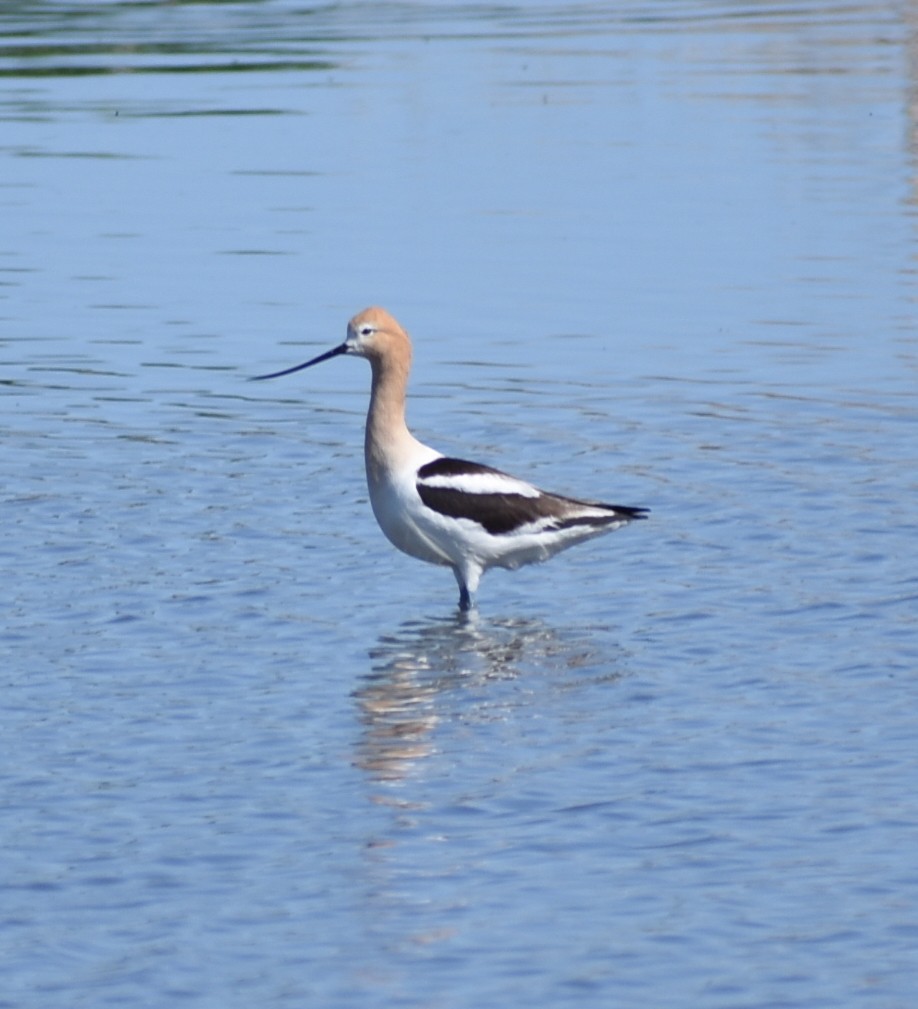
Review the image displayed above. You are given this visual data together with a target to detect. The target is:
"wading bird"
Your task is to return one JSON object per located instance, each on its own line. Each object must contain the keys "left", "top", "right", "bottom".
{"left": 254, "top": 307, "right": 647, "bottom": 609}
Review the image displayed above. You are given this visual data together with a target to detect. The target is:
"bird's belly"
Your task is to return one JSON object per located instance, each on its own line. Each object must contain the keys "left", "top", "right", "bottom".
{"left": 368, "top": 480, "right": 453, "bottom": 567}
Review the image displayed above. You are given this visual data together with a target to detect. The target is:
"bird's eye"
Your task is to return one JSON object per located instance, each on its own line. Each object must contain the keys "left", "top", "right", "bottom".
{"left": 360, "top": 326, "right": 374, "bottom": 337}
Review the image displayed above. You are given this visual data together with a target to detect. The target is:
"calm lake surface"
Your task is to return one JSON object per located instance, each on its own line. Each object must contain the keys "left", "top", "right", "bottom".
{"left": 3, "top": 1, "right": 918, "bottom": 1006}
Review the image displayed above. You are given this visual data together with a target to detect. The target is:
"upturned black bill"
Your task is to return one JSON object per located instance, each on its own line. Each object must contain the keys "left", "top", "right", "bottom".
{"left": 251, "top": 342, "right": 348, "bottom": 381}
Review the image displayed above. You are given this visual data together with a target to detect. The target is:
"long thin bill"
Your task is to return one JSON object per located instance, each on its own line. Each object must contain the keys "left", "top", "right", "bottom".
{"left": 250, "top": 342, "right": 348, "bottom": 381}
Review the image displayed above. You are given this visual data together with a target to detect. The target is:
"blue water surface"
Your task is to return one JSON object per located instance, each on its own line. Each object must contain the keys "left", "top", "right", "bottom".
{"left": 2, "top": 2, "right": 918, "bottom": 1007}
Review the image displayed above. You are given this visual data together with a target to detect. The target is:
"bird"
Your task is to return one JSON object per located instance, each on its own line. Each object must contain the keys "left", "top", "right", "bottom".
{"left": 253, "top": 307, "right": 648, "bottom": 610}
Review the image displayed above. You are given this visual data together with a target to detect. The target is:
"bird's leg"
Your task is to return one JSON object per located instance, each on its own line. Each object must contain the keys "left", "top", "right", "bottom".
{"left": 453, "top": 567, "right": 472, "bottom": 610}
{"left": 453, "top": 563, "right": 481, "bottom": 612}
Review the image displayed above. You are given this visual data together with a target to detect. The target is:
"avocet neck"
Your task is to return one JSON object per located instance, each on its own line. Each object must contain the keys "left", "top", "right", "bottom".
{"left": 363, "top": 333, "right": 428, "bottom": 487}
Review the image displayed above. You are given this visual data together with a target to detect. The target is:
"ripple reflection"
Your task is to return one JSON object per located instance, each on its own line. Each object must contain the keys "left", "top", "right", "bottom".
{"left": 353, "top": 612, "right": 620, "bottom": 782}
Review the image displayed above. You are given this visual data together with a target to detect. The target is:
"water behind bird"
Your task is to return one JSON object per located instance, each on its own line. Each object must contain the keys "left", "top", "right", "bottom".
{"left": 3, "top": 2, "right": 918, "bottom": 1007}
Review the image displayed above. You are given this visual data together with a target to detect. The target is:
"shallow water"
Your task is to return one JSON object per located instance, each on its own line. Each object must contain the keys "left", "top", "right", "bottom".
{"left": 3, "top": 2, "right": 918, "bottom": 1007}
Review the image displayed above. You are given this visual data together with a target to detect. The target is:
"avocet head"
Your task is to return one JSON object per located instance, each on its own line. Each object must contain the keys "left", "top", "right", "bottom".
{"left": 345, "top": 307, "right": 410, "bottom": 363}
{"left": 251, "top": 306, "right": 409, "bottom": 382}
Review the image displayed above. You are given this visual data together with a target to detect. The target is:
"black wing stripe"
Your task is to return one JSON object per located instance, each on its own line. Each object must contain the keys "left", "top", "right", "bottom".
{"left": 417, "top": 486, "right": 648, "bottom": 537}
{"left": 417, "top": 457, "right": 504, "bottom": 480}
{"left": 417, "top": 485, "right": 548, "bottom": 535}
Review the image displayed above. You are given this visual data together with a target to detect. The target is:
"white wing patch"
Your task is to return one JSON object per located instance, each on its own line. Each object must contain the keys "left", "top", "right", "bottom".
{"left": 418, "top": 470, "right": 541, "bottom": 499}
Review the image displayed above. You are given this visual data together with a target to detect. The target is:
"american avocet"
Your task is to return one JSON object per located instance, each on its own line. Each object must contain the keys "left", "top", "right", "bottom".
{"left": 254, "top": 307, "right": 648, "bottom": 610}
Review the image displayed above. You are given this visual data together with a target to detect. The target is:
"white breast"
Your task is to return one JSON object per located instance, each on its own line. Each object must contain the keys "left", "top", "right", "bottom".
{"left": 366, "top": 447, "right": 453, "bottom": 567}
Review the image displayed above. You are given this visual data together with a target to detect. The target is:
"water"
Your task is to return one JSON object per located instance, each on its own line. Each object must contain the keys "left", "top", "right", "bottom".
{"left": 3, "top": 2, "right": 918, "bottom": 1006}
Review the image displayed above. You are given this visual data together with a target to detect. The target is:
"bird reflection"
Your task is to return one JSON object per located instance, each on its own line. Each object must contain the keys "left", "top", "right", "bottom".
{"left": 352, "top": 611, "right": 609, "bottom": 782}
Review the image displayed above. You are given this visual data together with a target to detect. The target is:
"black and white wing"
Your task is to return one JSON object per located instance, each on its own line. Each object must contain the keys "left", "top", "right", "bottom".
{"left": 416, "top": 456, "right": 648, "bottom": 536}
